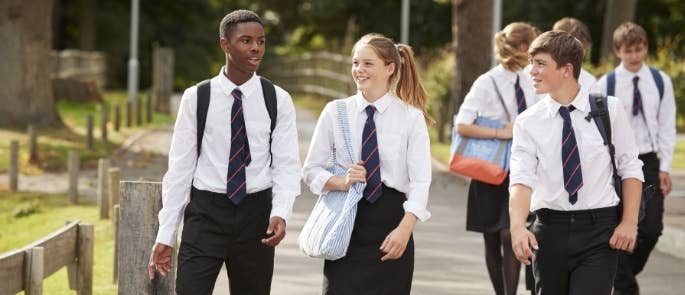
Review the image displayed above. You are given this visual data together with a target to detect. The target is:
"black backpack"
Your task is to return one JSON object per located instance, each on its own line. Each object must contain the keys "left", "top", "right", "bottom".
{"left": 195, "top": 77, "right": 277, "bottom": 166}
{"left": 585, "top": 94, "right": 653, "bottom": 222}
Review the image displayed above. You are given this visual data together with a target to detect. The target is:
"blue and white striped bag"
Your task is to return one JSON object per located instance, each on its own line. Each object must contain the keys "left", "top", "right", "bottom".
{"left": 298, "top": 100, "right": 366, "bottom": 260}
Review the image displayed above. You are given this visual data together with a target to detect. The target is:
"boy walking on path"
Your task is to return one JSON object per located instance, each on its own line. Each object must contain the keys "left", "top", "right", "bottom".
{"left": 596, "top": 21, "right": 677, "bottom": 295}
{"left": 147, "top": 10, "right": 302, "bottom": 295}
{"left": 509, "top": 30, "right": 644, "bottom": 295}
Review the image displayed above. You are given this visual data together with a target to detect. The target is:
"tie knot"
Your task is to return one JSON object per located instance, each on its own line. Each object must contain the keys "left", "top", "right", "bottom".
{"left": 365, "top": 105, "right": 376, "bottom": 117}
{"left": 515, "top": 75, "right": 520, "bottom": 86}
{"left": 558, "top": 105, "right": 575, "bottom": 121}
{"left": 232, "top": 88, "right": 243, "bottom": 100}
{"left": 633, "top": 76, "right": 639, "bottom": 85}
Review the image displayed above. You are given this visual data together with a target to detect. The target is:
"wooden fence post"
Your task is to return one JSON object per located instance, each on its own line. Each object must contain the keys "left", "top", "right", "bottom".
{"left": 77, "top": 224, "right": 94, "bottom": 295}
{"left": 25, "top": 247, "right": 44, "bottom": 295}
{"left": 100, "top": 107, "right": 108, "bottom": 142}
{"left": 112, "top": 204, "right": 120, "bottom": 284}
{"left": 126, "top": 102, "right": 132, "bottom": 128}
{"left": 9, "top": 141, "right": 19, "bottom": 192}
{"left": 114, "top": 105, "right": 121, "bottom": 132}
{"left": 86, "top": 115, "right": 94, "bottom": 150}
{"left": 28, "top": 125, "right": 38, "bottom": 163}
{"left": 97, "top": 159, "right": 110, "bottom": 219}
{"left": 118, "top": 181, "right": 175, "bottom": 294}
{"left": 68, "top": 151, "right": 79, "bottom": 204}
{"left": 147, "top": 91, "right": 153, "bottom": 124}
{"left": 108, "top": 167, "right": 121, "bottom": 208}
{"left": 136, "top": 97, "right": 143, "bottom": 126}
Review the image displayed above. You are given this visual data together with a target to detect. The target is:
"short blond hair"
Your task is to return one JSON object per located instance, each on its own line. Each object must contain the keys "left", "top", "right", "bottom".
{"left": 613, "top": 22, "right": 648, "bottom": 51}
{"left": 495, "top": 22, "right": 538, "bottom": 71}
{"left": 553, "top": 17, "right": 592, "bottom": 52}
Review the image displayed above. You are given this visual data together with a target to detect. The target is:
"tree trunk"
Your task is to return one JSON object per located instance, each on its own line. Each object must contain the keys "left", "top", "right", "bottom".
{"left": 79, "top": 0, "right": 96, "bottom": 51}
{"left": 451, "top": 0, "right": 493, "bottom": 120}
{"left": 600, "top": 0, "right": 636, "bottom": 62}
{"left": 0, "top": 0, "right": 58, "bottom": 127}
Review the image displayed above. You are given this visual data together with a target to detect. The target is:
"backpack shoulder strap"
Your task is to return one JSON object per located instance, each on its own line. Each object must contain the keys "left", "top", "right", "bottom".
{"left": 587, "top": 94, "right": 620, "bottom": 189}
{"left": 196, "top": 79, "right": 211, "bottom": 157}
{"left": 648, "top": 67, "right": 665, "bottom": 100}
{"left": 606, "top": 71, "right": 616, "bottom": 97}
{"left": 260, "top": 76, "right": 277, "bottom": 167}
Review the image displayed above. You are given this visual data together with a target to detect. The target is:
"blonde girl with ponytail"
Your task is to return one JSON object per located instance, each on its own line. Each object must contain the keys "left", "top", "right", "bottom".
{"left": 303, "top": 33, "right": 432, "bottom": 294}
{"left": 454, "top": 22, "right": 537, "bottom": 295}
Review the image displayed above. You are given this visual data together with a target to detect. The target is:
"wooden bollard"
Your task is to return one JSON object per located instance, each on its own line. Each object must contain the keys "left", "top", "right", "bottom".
{"left": 77, "top": 224, "right": 94, "bottom": 294}
{"left": 126, "top": 102, "right": 132, "bottom": 128}
{"left": 28, "top": 125, "right": 38, "bottom": 163}
{"left": 100, "top": 107, "right": 108, "bottom": 142}
{"left": 9, "top": 141, "right": 18, "bottom": 192}
{"left": 68, "top": 150, "right": 79, "bottom": 204}
{"left": 147, "top": 92, "right": 153, "bottom": 124}
{"left": 118, "top": 181, "right": 175, "bottom": 294}
{"left": 113, "top": 204, "right": 120, "bottom": 284}
{"left": 136, "top": 98, "right": 142, "bottom": 126}
{"left": 114, "top": 105, "right": 121, "bottom": 132}
{"left": 97, "top": 159, "right": 110, "bottom": 219}
{"left": 25, "top": 246, "right": 44, "bottom": 294}
{"left": 109, "top": 167, "right": 121, "bottom": 207}
{"left": 86, "top": 115, "right": 94, "bottom": 150}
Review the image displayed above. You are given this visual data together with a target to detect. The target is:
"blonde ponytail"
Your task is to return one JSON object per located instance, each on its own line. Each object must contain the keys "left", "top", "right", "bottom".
{"left": 495, "top": 22, "right": 538, "bottom": 71}
{"left": 395, "top": 44, "right": 433, "bottom": 125}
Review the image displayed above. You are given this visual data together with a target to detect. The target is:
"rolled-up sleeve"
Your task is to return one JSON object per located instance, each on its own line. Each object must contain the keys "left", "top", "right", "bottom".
{"left": 269, "top": 89, "right": 302, "bottom": 222}
{"left": 455, "top": 76, "right": 489, "bottom": 125}
{"left": 404, "top": 113, "right": 432, "bottom": 222}
{"left": 509, "top": 117, "right": 538, "bottom": 190}
{"left": 610, "top": 97, "right": 644, "bottom": 181}
{"left": 656, "top": 74, "right": 676, "bottom": 173}
{"left": 303, "top": 102, "right": 335, "bottom": 195}
{"left": 156, "top": 88, "right": 198, "bottom": 247}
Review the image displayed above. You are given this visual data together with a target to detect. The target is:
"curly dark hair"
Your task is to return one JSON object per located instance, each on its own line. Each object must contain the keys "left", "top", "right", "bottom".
{"left": 219, "top": 10, "right": 262, "bottom": 39}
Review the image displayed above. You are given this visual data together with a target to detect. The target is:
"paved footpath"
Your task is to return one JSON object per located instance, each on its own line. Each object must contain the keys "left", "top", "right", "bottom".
{"left": 2, "top": 105, "right": 684, "bottom": 294}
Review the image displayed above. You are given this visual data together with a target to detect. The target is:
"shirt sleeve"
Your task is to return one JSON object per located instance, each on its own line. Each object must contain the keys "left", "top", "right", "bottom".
{"left": 268, "top": 88, "right": 302, "bottom": 223}
{"left": 403, "top": 112, "right": 432, "bottom": 222}
{"left": 656, "top": 72, "right": 677, "bottom": 172}
{"left": 609, "top": 97, "right": 644, "bottom": 181}
{"left": 156, "top": 87, "right": 198, "bottom": 247}
{"left": 509, "top": 116, "right": 538, "bottom": 190}
{"left": 455, "top": 76, "right": 490, "bottom": 125}
{"left": 302, "top": 102, "right": 336, "bottom": 195}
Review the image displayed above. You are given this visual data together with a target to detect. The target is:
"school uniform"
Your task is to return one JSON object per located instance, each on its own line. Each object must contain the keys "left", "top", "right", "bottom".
{"left": 596, "top": 63, "right": 677, "bottom": 294}
{"left": 509, "top": 88, "right": 644, "bottom": 295}
{"left": 303, "top": 92, "right": 431, "bottom": 295}
{"left": 455, "top": 65, "right": 538, "bottom": 233}
{"left": 156, "top": 68, "right": 302, "bottom": 295}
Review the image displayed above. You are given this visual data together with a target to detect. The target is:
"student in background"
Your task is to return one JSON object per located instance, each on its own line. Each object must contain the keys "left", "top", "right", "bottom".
{"left": 454, "top": 22, "right": 538, "bottom": 295}
{"left": 303, "top": 33, "right": 432, "bottom": 294}
{"left": 596, "top": 21, "right": 677, "bottom": 295}
{"left": 553, "top": 17, "right": 597, "bottom": 91}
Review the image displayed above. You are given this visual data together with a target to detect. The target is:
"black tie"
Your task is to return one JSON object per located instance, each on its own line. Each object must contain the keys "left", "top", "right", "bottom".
{"left": 226, "top": 88, "right": 251, "bottom": 204}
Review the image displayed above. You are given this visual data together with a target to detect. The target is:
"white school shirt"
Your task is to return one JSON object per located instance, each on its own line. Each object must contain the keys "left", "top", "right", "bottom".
{"left": 596, "top": 63, "right": 677, "bottom": 172}
{"left": 155, "top": 68, "right": 302, "bottom": 246}
{"left": 509, "top": 88, "right": 644, "bottom": 212}
{"left": 456, "top": 65, "right": 538, "bottom": 125}
{"left": 302, "top": 92, "right": 432, "bottom": 221}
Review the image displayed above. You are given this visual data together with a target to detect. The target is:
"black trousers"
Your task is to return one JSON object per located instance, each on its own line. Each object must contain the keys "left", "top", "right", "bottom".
{"left": 531, "top": 206, "right": 619, "bottom": 295}
{"left": 614, "top": 153, "right": 664, "bottom": 295}
{"left": 323, "top": 185, "right": 414, "bottom": 295}
{"left": 176, "top": 187, "right": 274, "bottom": 295}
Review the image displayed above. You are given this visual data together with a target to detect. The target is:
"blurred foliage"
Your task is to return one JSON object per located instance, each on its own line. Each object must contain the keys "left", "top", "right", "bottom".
{"left": 422, "top": 49, "right": 455, "bottom": 143}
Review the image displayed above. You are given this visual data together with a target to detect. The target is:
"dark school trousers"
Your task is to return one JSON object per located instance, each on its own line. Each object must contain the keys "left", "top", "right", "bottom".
{"left": 614, "top": 152, "right": 664, "bottom": 295}
{"left": 176, "top": 186, "right": 274, "bottom": 295}
{"left": 531, "top": 206, "right": 619, "bottom": 295}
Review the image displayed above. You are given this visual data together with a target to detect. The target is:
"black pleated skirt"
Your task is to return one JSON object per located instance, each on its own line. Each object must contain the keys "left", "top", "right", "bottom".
{"left": 465, "top": 176, "right": 511, "bottom": 233}
{"left": 323, "top": 185, "right": 414, "bottom": 295}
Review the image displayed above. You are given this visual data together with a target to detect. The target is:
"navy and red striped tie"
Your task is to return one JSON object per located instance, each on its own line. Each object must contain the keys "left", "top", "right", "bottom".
{"left": 632, "top": 76, "right": 642, "bottom": 116}
{"left": 559, "top": 105, "right": 582, "bottom": 204}
{"left": 226, "top": 88, "right": 251, "bottom": 204}
{"left": 515, "top": 75, "right": 527, "bottom": 114}
{"left": 362, "top": 105, "right": 382, "bottom": 203}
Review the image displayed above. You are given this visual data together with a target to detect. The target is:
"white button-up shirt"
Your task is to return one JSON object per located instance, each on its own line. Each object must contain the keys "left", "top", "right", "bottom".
{"left": 510, "top": 88, "right": 644, "bottom": 212}
{"left": 303, "top": 92, "right": 432, "bottom": 221}
{"left": 155, "top": 68, "right": 302, "bottom": 246}
{"left": 456, "top": 65, "right": 538, "bottom": 125}
{"left": 596, "top": 63, "right": 676, "bottom": 172}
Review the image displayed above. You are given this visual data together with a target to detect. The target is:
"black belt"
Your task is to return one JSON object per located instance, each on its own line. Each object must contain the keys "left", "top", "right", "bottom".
{"left": 535, "top": 206, "right": 618, "bottom": 223}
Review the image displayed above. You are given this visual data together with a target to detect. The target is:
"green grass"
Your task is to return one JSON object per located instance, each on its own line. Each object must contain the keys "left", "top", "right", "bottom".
{"left": 292, "top": 94, "right": 329, "bottom": 116}
{"left": 430, "top": 128, "right": 452, "bottom": 165}
{"left": 0, "top": 91, "right": 173, "bottom": 174}
{"left": 0, "top": 190, "right": 117, "bottom": 294}
{"left": 673, "top": 138, "right": 685, "bottom": 170}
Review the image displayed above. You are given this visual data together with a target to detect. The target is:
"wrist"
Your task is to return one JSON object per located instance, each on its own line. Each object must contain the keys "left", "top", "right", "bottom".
{"left": 494, "top": 128, "right": 499, "bottom": 139}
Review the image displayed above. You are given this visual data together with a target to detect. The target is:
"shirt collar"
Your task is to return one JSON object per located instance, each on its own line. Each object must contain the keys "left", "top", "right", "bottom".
{"left": 354, "top": 91, "right": 396, "bottom": 114}
{"left": 544, "top": 87, "right": 590, "bottom": 117}
{"left": 493, "top": 64, "right": 520, "bottom": 84}
{"left": 616, "top": 62, "right": 649, "bottom": 80}
{"left": 218, "top": 66, "right": 259, "bottom": 99}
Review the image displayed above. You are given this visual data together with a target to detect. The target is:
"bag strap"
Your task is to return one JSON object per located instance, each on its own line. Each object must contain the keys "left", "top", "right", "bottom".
{"left": 487, "top": 75, "right": 512, "bottom": 122}
{"left": 606, "top": 71, "right": 616, "bottom": 97}
{"left": 260, "top": 77, "right": 277, "bottom": 167}
{"left": 648, "top": 67, "right": 664, "bottom": 100}
{"left": 335, "top": 100, "right": 356, "bottom": 163}
{"left": 586, "top": 94, "right": 621, "bottom": 197}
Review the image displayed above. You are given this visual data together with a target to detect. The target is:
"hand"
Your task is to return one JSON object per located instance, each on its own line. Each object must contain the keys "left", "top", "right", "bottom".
{"left": 511, "top": 226, "right": 538, "bottom": 265}
{"left": 380, "top": 225, "right": 412, "bottom": 261}
{"left": 610, "top": 221, "right": 637, "bottom": 252}
{"left": 344, "top": 161, "right": 367, "bottom": 190}
{"left": 659, "top": 172, "right": 672, "bottom": 197}
{"left": 148, "top": 243, "right": 173, "bottom": 280}
{"left": 498, "top": 123, "right": 513, "bottom": 139}
{"left": 261, "top": 217, "right": 286, "bottom": 247}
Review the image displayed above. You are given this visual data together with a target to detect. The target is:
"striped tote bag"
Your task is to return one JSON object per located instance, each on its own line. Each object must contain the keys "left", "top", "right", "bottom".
{"left": 299, "top": 100, "right": 366, "bottom": 260}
